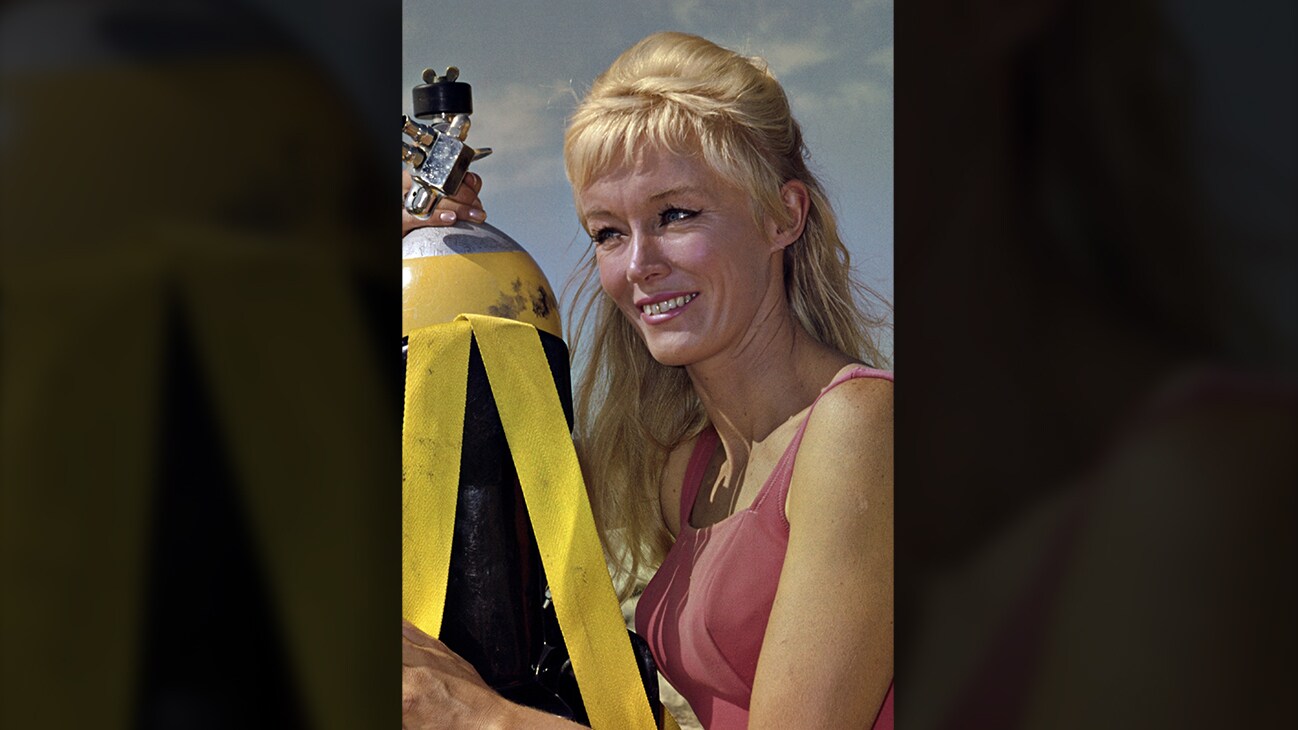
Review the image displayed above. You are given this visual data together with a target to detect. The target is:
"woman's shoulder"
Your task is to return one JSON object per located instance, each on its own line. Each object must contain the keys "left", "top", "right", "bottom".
{"left": 784, "top": 367, "right": 893, "bottom": 521}
{"left": 782, "top": 362, "right": 893, "bottom": 459}
{"left": 809, "top": 365, "right": 893, "bottom": 431}
{"left": 806, "top": 371, "right": 892, "bottom": 454}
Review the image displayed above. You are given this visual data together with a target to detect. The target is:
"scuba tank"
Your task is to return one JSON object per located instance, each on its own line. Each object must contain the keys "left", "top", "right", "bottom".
{"left": 401, "top": 68, "right": 662, "bottom": 726}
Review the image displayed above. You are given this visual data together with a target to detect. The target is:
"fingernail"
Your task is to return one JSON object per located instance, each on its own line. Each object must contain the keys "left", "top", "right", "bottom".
{"left": 438, "top": 211, "right": 456, "bottom": 223}
{"left": 467, "top": 208, "right": 485, "bottom": 221}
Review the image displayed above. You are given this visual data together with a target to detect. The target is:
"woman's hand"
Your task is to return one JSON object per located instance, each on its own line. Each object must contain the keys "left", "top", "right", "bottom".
{"left": 401, "top": 620, "right": 583, "bottom": 730}
{"left": 402, "top": 620, "right": 506, "bottom": 728}
{"left": 402, "top": 169, "right": 487, "bottom": 236}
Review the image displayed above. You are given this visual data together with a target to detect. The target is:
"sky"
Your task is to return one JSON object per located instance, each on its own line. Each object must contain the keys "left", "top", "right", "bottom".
{"left": 403, "top": 0, "right": 894, "bottom": 354}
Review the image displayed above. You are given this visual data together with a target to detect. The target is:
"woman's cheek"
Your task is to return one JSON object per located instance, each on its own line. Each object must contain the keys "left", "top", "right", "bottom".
{"left": 597, "top": 255, "right": 644, "bottom": 328}
{"left": 596, "top": 252, "right": 627, "bottom": 300}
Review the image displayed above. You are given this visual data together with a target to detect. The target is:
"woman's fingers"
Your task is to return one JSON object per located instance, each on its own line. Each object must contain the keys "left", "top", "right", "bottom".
{"left": 439, "top": 172, "right": 486, "bottom": 221}
{"left": 458, "top": 170, "right": 484, "bottom": 202}
{"left": 401, "top": 620, "right": 451, "bottom": 665}
{"left": 401, "top": 621, "right": 489, "bottom": 686}
{"left": 402, "top": 636, "right": 435, "bottom": 667}
{"left": 402, "top": 170, "right": 487, "bottom": 235}
{"left": 402, "top": 619, "right": 435, "bottom": 647}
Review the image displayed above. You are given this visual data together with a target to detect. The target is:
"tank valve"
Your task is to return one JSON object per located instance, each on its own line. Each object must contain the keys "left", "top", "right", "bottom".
{"left": 402, "top": 66, "right": 493, "bottom": 219}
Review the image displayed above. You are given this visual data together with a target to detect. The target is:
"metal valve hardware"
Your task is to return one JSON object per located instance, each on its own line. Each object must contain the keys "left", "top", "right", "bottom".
{"left": 402, "top": 66, "right": 493, "bottom": 219}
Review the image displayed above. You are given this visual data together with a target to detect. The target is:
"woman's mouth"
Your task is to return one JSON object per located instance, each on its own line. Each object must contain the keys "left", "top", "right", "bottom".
{"left": 638, "top": 292, "right": 698, "bottom": 322}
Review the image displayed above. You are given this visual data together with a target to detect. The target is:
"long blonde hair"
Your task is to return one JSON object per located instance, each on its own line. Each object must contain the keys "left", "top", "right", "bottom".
{"left": 563, "top": 32, "right": 890, "bottom": 595}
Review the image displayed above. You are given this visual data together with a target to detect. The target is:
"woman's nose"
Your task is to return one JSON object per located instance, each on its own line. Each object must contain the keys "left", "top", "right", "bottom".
{"left": 626, "top": 234, "right": 669, "bottom": 283}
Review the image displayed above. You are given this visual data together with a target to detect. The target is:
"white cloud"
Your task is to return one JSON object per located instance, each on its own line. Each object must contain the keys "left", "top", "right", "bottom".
{"left": 669, "top": 0, "right": 707, "bottom": 26}
{"left": 852, "top": 0, "right": 889, "bottom": 16}
{"left": 462, "top": 81, "right": 581, "bottom": 193}
{"left": 839, "top": 78, "right": 891, "bottom": 111}
{"left": 474, "top": 81, "right": 571, "bottom": 153}
{"left": 493, "top": 151, "right": 567, "bottom": 192}
{"left": 867, "top": 45, "right": 894, "bottom": 78}
{"left": 790, "top": 76, "right": 890, "bottom": 122}
{"left": 758, "top": 36, "right": 837, "bottom": 76}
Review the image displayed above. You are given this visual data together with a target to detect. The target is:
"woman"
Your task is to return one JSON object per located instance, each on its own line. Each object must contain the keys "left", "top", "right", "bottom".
{"left": 403, "top": 32, "right": 893, "bottom": 729}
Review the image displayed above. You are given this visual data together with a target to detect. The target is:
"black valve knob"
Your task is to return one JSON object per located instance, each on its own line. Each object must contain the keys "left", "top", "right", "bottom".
{"left": 413, "top": 66, "right": 473, "bottom": 118}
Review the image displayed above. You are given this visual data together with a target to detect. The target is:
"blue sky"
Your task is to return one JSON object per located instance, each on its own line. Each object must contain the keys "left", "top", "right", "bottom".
{"left": 404, "top": 0, "right": 894, "bottom": 354}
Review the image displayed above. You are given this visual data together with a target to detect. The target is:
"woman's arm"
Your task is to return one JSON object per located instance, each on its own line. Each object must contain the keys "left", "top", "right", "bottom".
{"left": 402, "top": 620, "right": 582, "bottom": 730}
{"left": 748, "top": 377, "right": 894, "bottom": 728}
{"left": 402, "top": 169, "right": 486, "bottom": 235}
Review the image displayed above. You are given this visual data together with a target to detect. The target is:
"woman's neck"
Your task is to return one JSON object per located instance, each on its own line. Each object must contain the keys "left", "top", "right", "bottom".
{"left": 685, "top": 311, "right": 851, "bottom": 470}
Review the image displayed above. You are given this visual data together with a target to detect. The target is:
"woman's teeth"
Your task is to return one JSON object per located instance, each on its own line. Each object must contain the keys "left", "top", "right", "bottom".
{"left": 642, "top": 293, "right": 697, "bottom": 316}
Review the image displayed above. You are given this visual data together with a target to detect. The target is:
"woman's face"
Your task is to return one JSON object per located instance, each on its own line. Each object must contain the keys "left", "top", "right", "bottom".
{"left": 578, "top": 145, "right": 792, "bottom": 368}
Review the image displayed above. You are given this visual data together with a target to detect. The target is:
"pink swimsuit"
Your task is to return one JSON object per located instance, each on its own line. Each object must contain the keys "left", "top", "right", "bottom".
{"left": 635, "top": 366, "right": 895, "bottom": 729}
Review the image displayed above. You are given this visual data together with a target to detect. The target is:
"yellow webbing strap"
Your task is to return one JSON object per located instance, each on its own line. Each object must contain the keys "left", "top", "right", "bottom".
{"left": 402, "top": 314, "right": 658, "bottom": 730}
{"left": 401, "top": 317, "right": 471, "bottom": 637}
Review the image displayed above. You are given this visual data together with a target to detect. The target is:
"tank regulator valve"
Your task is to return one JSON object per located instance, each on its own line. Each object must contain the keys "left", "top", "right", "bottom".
{"left": 402, "top": 66, "right": 493, "bottom": 219}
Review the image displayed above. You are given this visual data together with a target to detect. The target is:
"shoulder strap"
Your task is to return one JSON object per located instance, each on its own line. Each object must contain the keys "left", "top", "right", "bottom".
{"left": 678, "top": 427, "right": 720, "bottom": 530}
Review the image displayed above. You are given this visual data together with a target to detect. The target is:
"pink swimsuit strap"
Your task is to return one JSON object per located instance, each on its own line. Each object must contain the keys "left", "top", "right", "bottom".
{"left": 678, "top": 427, "right": 721, "bottom": 524}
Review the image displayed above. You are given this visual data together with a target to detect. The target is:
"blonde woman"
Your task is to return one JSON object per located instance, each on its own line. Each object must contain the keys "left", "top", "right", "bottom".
{"left": 403, "top": 32, "right": 893, "bottom": 729}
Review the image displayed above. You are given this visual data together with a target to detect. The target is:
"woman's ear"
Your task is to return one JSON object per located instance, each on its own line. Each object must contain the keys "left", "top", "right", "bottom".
{"left": 768, "top": 179, "right": 811, "bottom": 251}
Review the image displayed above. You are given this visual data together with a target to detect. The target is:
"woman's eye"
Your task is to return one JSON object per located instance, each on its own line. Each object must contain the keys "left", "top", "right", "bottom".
{"left": 591, "top": 227, "right": 620, "bottom": 245}
{"left": 659, "top": 207, "right": 697, "bottom": 226}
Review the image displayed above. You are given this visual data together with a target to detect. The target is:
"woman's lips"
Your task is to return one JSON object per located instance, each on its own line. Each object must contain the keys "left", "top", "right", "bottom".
{"left": 637, "top": 292, "right": 698, "bottom": 323}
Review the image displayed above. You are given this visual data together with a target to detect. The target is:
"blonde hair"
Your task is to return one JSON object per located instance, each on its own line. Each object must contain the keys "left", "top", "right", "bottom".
{"left": 563, "top": 32, "right": 890, "bottom": 596}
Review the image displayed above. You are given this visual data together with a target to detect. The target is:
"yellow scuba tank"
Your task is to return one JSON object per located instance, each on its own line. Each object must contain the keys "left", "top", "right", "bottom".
{"left": 400, "top": 67, "right": 663, "bottom": 726}
{"left": 400, "top": 67, "right": 561, "bottom": 342}
{"left": 402, "top": 221, "right": 561, "bottom": 342}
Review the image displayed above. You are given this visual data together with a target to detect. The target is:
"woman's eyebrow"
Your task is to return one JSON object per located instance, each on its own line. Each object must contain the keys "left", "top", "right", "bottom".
{"left": 649, "top": 185, "right": 703, "bottom": 202}
{"left": 582, "top": 185, "right": 704, "bottom": 221}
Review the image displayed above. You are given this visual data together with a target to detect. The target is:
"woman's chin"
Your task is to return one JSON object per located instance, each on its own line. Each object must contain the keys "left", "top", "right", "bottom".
{"left": 624, "top": 315, "right": 705, "bottom": 367}
{"left": 643, "top": 337, "right": 702, "bottom": 368}
{"left": 649, "top": 353, "right": 690, "bottom": 368}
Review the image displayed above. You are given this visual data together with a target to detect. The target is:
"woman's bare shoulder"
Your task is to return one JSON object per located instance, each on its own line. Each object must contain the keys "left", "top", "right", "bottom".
{"left": 808, "top": 371, "right": 893, "bottom": 438}
{"left": 787, "top": 373, "right": 893, "bottom": 521}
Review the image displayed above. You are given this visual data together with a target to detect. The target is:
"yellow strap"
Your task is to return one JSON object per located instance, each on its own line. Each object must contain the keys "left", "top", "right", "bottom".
{"left": 468, "top": 314, "right": 655, "bottom": 730}
{"left": 401, "top": 318, "right": 471, "bottom": 637}
{"left": 403, "top": 315, "right": 655, "bottom": 730}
